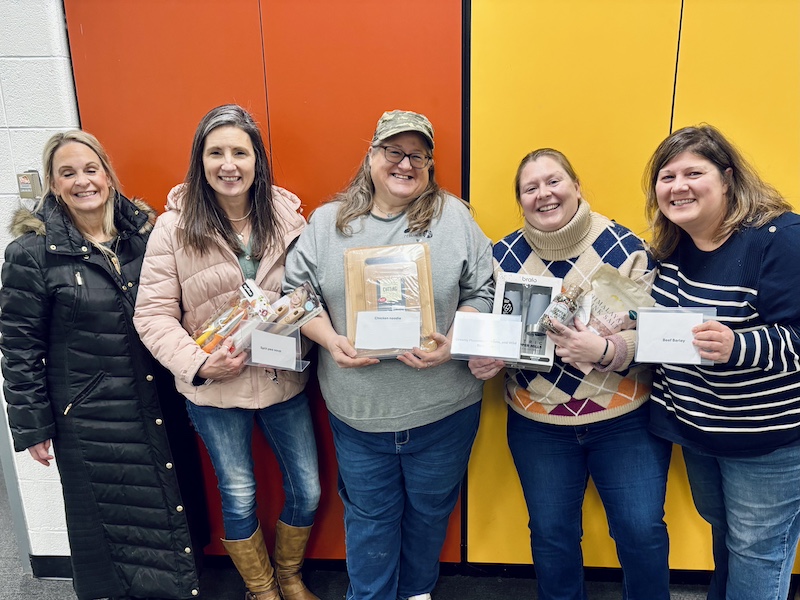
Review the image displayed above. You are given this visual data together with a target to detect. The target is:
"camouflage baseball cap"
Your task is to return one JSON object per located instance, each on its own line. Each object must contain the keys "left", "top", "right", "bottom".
{"left": 372, "top": 110, "right": 435, "bottom": 149}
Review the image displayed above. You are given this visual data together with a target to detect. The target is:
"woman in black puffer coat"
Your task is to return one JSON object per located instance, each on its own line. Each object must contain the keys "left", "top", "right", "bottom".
{"left": 0, "top": 130, "right": 208, "bottom": 600}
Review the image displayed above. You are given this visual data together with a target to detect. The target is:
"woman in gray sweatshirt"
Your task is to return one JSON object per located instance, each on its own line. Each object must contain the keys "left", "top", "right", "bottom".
{"left": 284, "top": 109, "right": 494, "bottom": 600}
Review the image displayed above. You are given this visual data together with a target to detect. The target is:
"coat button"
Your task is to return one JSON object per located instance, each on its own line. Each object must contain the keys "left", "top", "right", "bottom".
{"left": 176, "top": 505, "right": 184, "bottom": 512}
{"left": 127, "top": 281, "right": 134, "bottom": 287}
{"left": 122, "top": 285, "right": 128, "bottom": 291}
{"left": 769, "top": 226, "right": 777, "bottom": 233}
{"left": 49, "top": 244, "right": 56, "bottom": 250}
{"left": 146, "top": 375, "right": 154, "bottom": 382}
{"left": 184, "top": 547, "right": 192, "bottom": 554}
{"left": 191, "top": 590, "right": 199, "bottom": 596}
{"left": 81, "top": 245, "right": 88, "bottom": 252}
{"left": 83, "top": 255, "right": 89, "bottom": 260}
{"left": 155, "top": 418, "right": 163, "bottom": 425}
{"left": 166, "top": 462, "right": 173, "bottom": 469}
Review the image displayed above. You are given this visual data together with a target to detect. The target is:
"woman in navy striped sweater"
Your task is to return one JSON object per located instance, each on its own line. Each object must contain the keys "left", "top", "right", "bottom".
{"left": 644, "top": 124, "right": 800, "bottom": 600}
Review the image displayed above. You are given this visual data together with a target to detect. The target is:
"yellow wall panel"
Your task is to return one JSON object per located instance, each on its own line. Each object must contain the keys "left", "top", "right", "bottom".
{"left": 469, "top": 0, "right": 800, "bottom": 571}
{"left": 673, "top": 0, "right": 800, "bottom": 571}
{"left": 672, "top": 0, "right": 800, "bottom": 207}
{"left": 468, "top": 0, "right": 682, "bottom": 566}
{"left": 467, "top": 381, "right": 529, "bottom": 565}
{"left": 470, "top": 0, "right": 680, "bottom": 244}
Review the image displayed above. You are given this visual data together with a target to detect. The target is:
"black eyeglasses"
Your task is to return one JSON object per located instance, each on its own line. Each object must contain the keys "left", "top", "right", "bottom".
{"left": 377, "top": 145, "right": 432, "bottom": 169}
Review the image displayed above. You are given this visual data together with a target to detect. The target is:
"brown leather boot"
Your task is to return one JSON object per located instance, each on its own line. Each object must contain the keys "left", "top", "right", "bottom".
{"left": 221, "top": 524, "right": 281, "bottom": 600}
{"left": 273, "top": 521, "right": 320, "bottom": 600}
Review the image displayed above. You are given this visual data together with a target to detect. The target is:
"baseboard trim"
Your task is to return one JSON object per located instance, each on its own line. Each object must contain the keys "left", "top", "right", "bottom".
{"left": 30, "top": 555, "right": 72, "bottom": 579}
{"left": 30, "top": 553, "right": 719, "bottom": 587}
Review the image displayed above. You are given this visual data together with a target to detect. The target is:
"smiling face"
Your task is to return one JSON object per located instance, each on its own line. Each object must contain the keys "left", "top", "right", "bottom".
{"left": 202, "top": 125, "right": 256, "bottom": 206}
{"left": 517, "top": 156, "right": 581, "bottom": 232}
{"left": 655, "top": 151, "right": 730, "bottom": 244}
{"left": 369, "top": 132, "right": 431, "bottom": 207}
{"left": 50, "top": 142, "right": 112, "bottom": 222}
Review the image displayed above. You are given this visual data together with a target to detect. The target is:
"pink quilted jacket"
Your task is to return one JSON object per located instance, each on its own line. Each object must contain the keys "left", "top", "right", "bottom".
{"left": 134, "top": 184, "right": 309, "bottom": 409}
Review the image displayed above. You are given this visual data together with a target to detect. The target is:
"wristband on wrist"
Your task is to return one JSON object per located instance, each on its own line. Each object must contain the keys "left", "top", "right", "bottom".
{"left": 598, "top": 338, "right": 610, "bottom": 364}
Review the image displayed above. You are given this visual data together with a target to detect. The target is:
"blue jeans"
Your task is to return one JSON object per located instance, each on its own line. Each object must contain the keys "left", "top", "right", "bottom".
{"left": 329, "top": 402, "right": 481, "bottom": 600}
{"left": 683, "top": 445, "right": 800, "bottom": 600}
{"left": 185, "top": 393, "right": 321, "bottom": 540}
{"left": 507, "top": 405, "right": 671, "bottom": 600}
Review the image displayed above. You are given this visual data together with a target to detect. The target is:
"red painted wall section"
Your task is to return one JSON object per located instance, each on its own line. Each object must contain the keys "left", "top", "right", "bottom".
{"left": 258, "top": 0, "right": 465, "bottom": 562}
{"left": 64, "top": 0, "right": 465, "bottom": 562}
{"left": 260, "top": 0, "right": 464, "bottom": 206}
{"left": 63, "top": 0, "right": 269, "bottom": 211}
{"left": 64, "top": 0, "right": 283, "bottom": 558}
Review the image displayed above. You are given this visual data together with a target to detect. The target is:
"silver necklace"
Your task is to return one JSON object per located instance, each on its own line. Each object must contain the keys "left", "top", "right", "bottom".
{"left": 232, "top": 221, "right": 249, "bottom": 242}
{"left": 373, "top": 204, "right": 400, "bottom": 219}
{"left": 227, "top": 208, "right": 252, "bottom": 241}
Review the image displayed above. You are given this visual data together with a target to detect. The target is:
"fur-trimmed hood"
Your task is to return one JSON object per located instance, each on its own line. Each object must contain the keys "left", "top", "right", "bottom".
{"left": 10, "top": 195, "right": 157, "bottom": 239}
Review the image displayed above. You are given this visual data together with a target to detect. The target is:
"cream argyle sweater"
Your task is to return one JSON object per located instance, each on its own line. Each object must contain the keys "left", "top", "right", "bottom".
{"left": 493, "top": 200, "right": 654, "bottom": 425}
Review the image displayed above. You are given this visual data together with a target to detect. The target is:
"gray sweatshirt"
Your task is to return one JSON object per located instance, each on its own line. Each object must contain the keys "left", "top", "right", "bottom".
{"left": 284, "top": 195, "right": 494, "bottom": 432}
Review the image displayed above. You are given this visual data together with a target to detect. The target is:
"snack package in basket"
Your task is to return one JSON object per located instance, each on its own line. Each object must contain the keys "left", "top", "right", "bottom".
{"left": 268, "top": 282, "right": 323, "bottom": 330}
{"left": 192, "top": 280, "right": 324, "bottom": 359}
{"left": 192, "top": 280, "right": 276, "bottom": 357}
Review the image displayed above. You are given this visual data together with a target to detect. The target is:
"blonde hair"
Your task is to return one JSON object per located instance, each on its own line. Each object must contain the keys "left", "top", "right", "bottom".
{"left": 643, "top": 124, "right": 791, "bottom": 260}
{"left": 514, "top": 148, "right": 581, "bottom": 203}
{"left": 41, "top": 130, "right": 122, "bottom": 258}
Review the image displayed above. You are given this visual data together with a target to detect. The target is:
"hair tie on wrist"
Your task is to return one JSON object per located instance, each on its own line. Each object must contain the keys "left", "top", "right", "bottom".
{"left": 598, "top": 339, "right": 610, "bottom": 364}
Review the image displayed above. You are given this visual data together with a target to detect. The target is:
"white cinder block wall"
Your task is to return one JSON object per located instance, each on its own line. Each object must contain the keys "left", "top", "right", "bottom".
{"left": 0, "top": 0, "right": 81, "bottom": 558}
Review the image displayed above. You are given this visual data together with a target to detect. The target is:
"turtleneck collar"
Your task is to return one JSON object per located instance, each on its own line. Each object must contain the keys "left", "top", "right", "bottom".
{"left": 522, "top": 199, "right": 608, "bottom": 261}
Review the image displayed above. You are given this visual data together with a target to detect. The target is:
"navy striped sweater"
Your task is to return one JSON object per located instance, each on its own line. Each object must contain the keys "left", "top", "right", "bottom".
{"left": 649, "top": 212, "right": 800, "bottom": 456}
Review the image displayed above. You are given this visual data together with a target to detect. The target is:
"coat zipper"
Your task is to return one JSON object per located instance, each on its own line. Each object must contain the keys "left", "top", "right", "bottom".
{"left": 75, "top": 272, "right": 83, "bottom": 286}
{"left": 63, "top": 371, "right": 105, "bottom": 415}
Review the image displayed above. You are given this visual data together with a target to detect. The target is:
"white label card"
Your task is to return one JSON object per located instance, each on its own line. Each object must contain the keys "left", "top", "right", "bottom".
{"left": 355, "top": 311, "right": 420, "bottom": 350}
{"left": 451, "top": 312, "right": 522, "bottom": 360}
{"left": 250, "top": 329, "right": 297, "bottom": 370}
{"left": 635, "top": 308, "right": 713, "bottom": 364}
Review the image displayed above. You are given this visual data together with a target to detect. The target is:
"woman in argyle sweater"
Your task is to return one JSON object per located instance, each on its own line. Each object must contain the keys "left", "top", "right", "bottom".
{"left": 470, "top": 148, "right": 670, "bottom": 600}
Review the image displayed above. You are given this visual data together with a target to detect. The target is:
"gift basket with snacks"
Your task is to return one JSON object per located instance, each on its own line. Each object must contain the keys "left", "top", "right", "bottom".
{"left": 192, "top": 280, "right": 321, "bottom": 359}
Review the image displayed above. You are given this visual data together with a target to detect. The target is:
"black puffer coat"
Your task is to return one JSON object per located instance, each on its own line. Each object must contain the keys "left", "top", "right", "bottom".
{"left": 0, "top": 194, "right": 202, "bottom": 600}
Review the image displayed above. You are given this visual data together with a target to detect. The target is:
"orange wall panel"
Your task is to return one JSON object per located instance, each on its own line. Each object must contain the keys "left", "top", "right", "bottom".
{"left": 64, "top": 0, "right": 269, "bottom": 210}
{"left": 64, "top": 0, "right": 465, "bottom": 562}
{"left": 258, "top": 0, "right": 465, "bottom": 561}
{"left": 260, "top": 0, "right": 463, "bottom": 211}
{"left": 62, "top": 0, "right": 316, "bottom": 558}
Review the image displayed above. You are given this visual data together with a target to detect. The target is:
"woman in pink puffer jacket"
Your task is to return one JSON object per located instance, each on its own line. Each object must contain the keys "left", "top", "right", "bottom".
{"left": 134, "top": 104, "right": 321, "bottom": 600}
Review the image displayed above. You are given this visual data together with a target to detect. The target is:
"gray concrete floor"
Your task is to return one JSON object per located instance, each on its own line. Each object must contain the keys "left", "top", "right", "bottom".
{"left": 0, "top": 457, "right": 715, "bottom": 599}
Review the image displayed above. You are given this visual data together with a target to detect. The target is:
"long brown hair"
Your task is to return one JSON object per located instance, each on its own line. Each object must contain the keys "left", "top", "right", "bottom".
{"left": 180, "top": 104, "right": 283, "bottom": 259}
{"left": 643, "top": 124, "right": 791, "bottom": 260}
